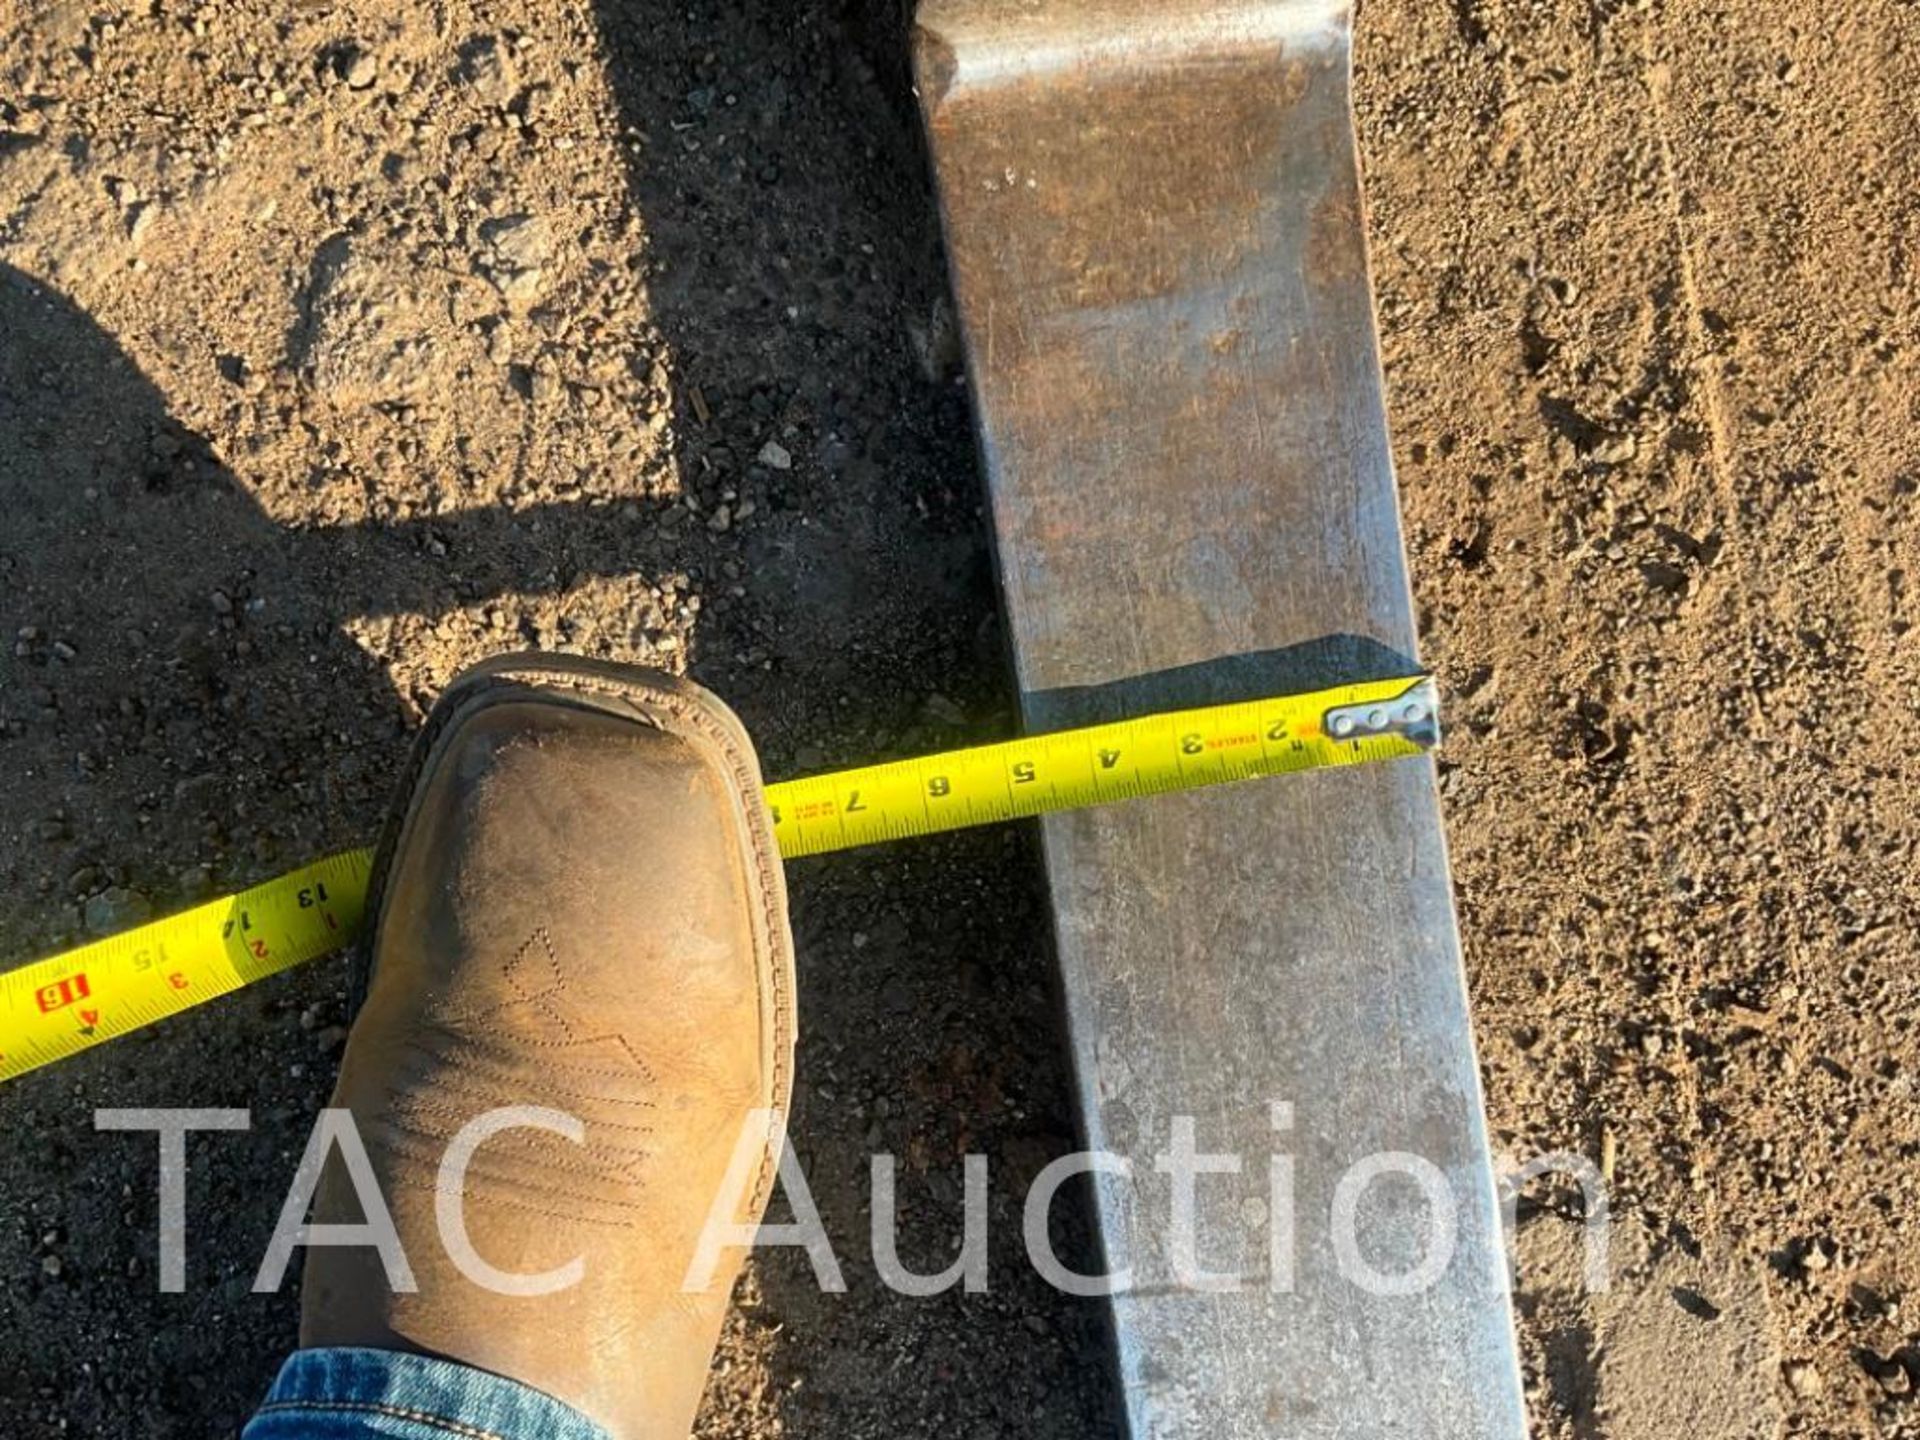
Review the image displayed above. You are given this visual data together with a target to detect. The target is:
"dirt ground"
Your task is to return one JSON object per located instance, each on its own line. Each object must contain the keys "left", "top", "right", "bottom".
{"left": 0, "top": 0, "right": 1914, "bottom": 1435}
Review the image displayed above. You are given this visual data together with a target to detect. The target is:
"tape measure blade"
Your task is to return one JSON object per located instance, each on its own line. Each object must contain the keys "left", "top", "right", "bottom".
{"left": 0, "top": 849, "right": 375, "bottom": 1085}
{"left": 1, "top": 679, "right": 1433, "bottom": 1080}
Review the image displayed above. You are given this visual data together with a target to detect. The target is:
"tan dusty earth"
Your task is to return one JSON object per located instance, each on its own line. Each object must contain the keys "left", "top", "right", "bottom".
{"left": 0, "top": 0, "right": 1914, "bottom": 1436}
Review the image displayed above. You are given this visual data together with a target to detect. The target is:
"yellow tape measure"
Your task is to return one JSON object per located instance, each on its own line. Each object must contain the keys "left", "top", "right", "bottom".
{"left": 0, "top": 675, "right": 1435, "bottom": 1084}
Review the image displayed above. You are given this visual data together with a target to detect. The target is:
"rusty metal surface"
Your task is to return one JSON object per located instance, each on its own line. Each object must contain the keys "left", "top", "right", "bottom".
{"left": 914, "top": 2, "right": 1528, "bottom": 1434}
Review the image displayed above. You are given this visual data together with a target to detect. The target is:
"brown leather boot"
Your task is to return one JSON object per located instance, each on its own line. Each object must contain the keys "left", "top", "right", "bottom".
{"left": 300, "top": 654, "right": 795, "bottom": 1438}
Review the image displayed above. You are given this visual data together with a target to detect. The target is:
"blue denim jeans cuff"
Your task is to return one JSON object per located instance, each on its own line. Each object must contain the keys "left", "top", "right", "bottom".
{"left": 243, "top": 1347, "right": 612, "bottom": 1440}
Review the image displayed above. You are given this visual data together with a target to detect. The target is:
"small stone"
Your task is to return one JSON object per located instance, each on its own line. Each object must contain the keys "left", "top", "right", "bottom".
{"left": 342, "top": 50, "right": 378, "bottom": 89}
{"left": 177, "top": 865, "right": 214, "bottom": 899}
{"left": 85, "top": 887, "right": 153, "bottom": 935}
{"left": 35, "top": 817, "right": 68, "bottom": 842}
{"left": 41, "top": 1255, "right": 62, "bottom": 1279}
{"left": 756, "top": 440, "right": 793, "bottom": 470}
{"left": 1783, "top": 1360, "right": 1822, "bottom": 1397}
{"left": 210, "top": 590, "right": 234, "bottom": 616}
{"left": 50, "top": 640, "right": 76, "bottom": 661}
{"left": 480, "top": 214, "right": 551, "bottom": 270}
{"left": 1587, "top": 433, "right": 1638, "bottom": 466}
{"left": 490, "top": 266, "right": 545, "bottom": 305}
{"left": 922, "top": 692, "right": 967, "bottom": 726}
{"left": 315, "top": 1025, "right": 350, "bottom": 1054}
{"left": 706, "top": 504, "right": 732, "bottom": 533}
{"left": 459, "top": 36, "right": 516, "bottom": 107}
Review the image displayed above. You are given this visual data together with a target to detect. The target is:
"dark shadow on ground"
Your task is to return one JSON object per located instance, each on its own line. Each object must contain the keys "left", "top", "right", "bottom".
{"left": 578, "top": 3, "right": 1117, "bottom": 1434}
{"left": 0, "top": 261, "right": 715, "bottom": 1433}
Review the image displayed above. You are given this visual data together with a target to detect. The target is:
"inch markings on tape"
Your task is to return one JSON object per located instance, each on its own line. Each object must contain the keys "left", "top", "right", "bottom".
{"left": 1, "top": 849, "right": 376, "bottom": 1085}
{"left": 0, "top": 674, "right": 1436, "bottom": 1084}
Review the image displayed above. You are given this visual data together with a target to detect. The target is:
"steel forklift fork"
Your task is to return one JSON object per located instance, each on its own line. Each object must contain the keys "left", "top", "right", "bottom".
{"left": 913, "top": 3, "right": 1530, "bottom": 1433}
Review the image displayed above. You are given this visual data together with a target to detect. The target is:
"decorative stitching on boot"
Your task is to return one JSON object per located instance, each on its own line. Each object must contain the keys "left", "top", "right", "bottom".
{"left": 438, "top": 928, "right": 659, "bottom": 1081}
{"left": 362, "top": 660, "right": 795, "bottom": 1221}
{"left": 400, "top": 1038, "right": 659, "bottom": 1108}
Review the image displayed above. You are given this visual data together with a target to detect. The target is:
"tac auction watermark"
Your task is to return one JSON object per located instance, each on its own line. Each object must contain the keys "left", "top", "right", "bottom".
{"left": 90, "top": 1105, "right": 1610, "bottom": 1300}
